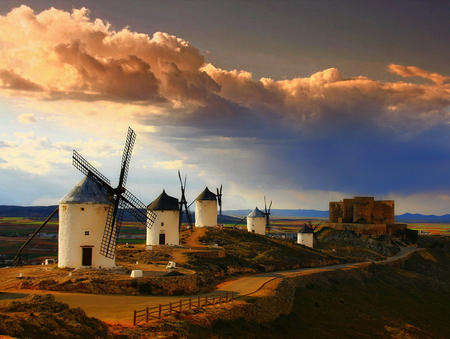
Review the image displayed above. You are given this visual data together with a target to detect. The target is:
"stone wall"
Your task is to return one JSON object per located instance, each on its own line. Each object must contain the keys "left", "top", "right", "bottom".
{"left": 329, "top": 197, "right": 395, "bottom": 225}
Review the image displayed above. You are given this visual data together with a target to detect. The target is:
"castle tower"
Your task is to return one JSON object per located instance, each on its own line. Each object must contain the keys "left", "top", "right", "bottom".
{"left": 297, "top": 224, "right": 314, "bottom": 248}
{"left": 247, "top": 207, "right": 266, "bottom": 235}
{"left": 195, "top": 187, "right": 217, "bottom": 227}
{"left": 147, "top": 190, "right": 179, "bottom": 246}
{"left": 58, "top": 176, "right": 115, "bottom": 269}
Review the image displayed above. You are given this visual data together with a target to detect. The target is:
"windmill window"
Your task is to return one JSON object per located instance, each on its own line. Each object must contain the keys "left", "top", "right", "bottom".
{"left": 161, "top": 222, "right": 164, "bottom": 226}
{"left": 85, "top": 231, "right": 90, "bottom": 236}
{"left": 81, "top": 207, "right": 84, "bottom": 211}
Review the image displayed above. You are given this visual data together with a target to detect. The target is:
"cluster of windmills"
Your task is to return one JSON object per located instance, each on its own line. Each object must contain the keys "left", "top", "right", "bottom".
{"left": 12, "top": 127, "right": 277, "bottom": 269}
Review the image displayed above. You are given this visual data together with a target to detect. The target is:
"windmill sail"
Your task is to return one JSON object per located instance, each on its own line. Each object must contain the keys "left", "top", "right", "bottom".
{"left": 72, "top": 127, "right": 156, "bottom": 259}
{"left": 216, "top": 185, "right": 223, "bottom": 216}
{"left": 264, "top": 196, "right": 272, "bottom": 229}
{"left": 178, "top": 170, "right": 193, "bottom": 230}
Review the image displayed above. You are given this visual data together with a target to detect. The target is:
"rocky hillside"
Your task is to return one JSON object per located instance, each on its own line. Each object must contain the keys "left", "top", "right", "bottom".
{"left": 0, "top": 294, "right": 117, "bottom": 339}
{"left": 315, "top": 227, "right": 402, "bottom": 260}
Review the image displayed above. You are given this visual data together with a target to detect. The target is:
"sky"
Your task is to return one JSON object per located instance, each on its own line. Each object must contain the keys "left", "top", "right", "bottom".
{"left": 0, "top": 0, "right": 450, "bottom": 215}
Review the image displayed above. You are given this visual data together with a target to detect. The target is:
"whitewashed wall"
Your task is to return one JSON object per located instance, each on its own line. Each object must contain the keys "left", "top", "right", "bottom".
{"left": 58, "top": 203, "right": 115, "bottom": 268}
{"left": 297, "top": 233, "right": 314, "bottom": 248}
{"left": 195, "top": 200, "right": 217, "bottom": 227}
{"left": 247, "top": 217, "right": 266, "bottom": 235}
{"left": 146, "top": 209, "right": 180, "bottom": 245}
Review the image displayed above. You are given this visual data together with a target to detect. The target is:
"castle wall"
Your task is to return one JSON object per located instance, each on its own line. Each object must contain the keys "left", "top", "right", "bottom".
{"left": 343, "top": 199, "right": 354, "bottom": 223}
{"left": 353, "top": 197, "right": 374, "bottom": 223}
{"left": 329, "top": 202, "right": 343, "bottom": 223}
{"left": 373, "top": 200, "right": 395, "bottom": 224}
{"left": 330, "top": 197, "right": 395, "bottom": 226}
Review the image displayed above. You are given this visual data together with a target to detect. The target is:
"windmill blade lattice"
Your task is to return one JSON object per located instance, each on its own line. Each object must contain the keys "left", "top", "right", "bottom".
{"left": 73, "top": 150, "right": 111, "bottom": 187}
{"left": 72, "top": 127, "right": 153, "bottom": 259}
{"left": 100, "top": 199, "right": 124, "bottom": 258}
{"left": 117, "top": 127, "right": 136, "bottom": 189}
{"left": 121, "top": 190, "right": 156, "bottom": 225}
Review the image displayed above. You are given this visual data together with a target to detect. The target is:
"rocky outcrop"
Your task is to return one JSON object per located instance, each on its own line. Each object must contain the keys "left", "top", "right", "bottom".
{"left": 0, "top": 294, "right": 113, "bottom": 339}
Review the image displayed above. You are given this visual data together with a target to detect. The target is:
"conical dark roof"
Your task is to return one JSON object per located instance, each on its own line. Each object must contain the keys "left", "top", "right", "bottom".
{"left": 148, "top": 190, "right": 179, "bottom": 211}
{"left": 196, "top": 187, "right": 216, "bottom": 201}
{"left": 59, "top": 176, "right": 110, "bottom": 205}
{"left": 248, "top": 207, "right": 265, "bottom": 218}
{"left": 299, "top": 225, "right": 314, "bottom": 234}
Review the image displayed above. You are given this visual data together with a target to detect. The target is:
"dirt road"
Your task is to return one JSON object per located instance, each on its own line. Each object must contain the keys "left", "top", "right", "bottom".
{"left": 0, "top": 247, "right": 421, "bottom": 325}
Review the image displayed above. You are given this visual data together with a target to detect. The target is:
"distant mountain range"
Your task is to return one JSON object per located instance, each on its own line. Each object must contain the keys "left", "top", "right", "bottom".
{"left": 1, "top": 205, "right": 450, "bottom": 223}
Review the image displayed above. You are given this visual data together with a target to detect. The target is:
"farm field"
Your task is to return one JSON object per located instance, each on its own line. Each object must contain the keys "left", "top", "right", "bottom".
{"left": 407, "top": 223, "right": 450, "bottom": 235}
{"left": 0, "top": 217, "right": 148, "bottom": 265}
{"left": 1, "top": 216, "right": 449, "bottom": 266}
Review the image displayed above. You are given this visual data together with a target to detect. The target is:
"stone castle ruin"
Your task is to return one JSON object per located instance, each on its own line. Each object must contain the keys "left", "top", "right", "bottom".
{"left": 328, "top": 197, "right": 407, "bottom": 236}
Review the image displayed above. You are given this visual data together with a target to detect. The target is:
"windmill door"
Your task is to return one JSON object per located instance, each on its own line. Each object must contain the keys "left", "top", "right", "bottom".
{"left": 159, "top": 233, "right": 166, "bottom": 245}
{"left": 82, "top": 247, "right": 93, "bottom": 266}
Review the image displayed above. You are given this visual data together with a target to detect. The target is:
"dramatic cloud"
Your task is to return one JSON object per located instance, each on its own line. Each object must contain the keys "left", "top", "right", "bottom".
{"left": 1, "top": 6, "right": 449, "bottom": 137}
{"left": 388, "top": 64, "right": 450, "bottom": 85}
{"left": 0, "top": 69, "right": 43, "bottom": 92}
{"left": 1, "top": 5, "right": 450, "bottom": 211}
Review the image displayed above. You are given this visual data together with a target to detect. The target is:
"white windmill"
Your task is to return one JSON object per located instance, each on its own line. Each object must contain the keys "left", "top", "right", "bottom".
{"left": 297, "top": 224, "right": 314, "bottom": 248}
{"left": 247, "top": 207, "right": 266, "bottom": 235}
{"left": 195, "top": 187, "right": 218, "bottom": 227}
{"left": 147, "top": 190, "right": 179, "bottom": 246}
{"left": 59, "top": 127, "right": 156, "bottom": 268}
{"left": 58, "top": 177, "right": 114, "bottom": 268}
{"left": 11, "top": 128, "right": 155, "bottom": 269}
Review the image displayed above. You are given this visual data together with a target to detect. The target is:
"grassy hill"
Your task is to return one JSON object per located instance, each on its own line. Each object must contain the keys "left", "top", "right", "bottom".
{"left": 153, "top": 236, "right": 450, "bottom": 338}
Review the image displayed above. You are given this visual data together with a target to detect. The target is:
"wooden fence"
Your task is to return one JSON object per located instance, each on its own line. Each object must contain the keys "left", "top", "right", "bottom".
{"left": 133, "top": 291, "right": 234, "bottom": 326}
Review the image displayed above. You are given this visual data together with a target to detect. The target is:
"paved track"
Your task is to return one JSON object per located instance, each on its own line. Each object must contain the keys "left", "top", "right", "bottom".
{"left": 0, "top": 247, "right": 421, "bottom": 324}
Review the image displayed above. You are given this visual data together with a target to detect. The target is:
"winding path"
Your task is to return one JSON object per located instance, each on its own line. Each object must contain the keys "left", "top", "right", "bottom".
{"left": 0, "top": 247, "right": 421, "bottom": 325}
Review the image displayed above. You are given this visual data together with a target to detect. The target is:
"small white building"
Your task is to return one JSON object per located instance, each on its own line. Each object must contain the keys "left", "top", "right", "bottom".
{"left": 58, "top": 176, "right": 115, "bottom": 269}
{"left": 247, "top": 207, "right": 266, "bottom": 235}
{"left": 297, "top": 225, "right": 314, "bottom": 248}
{"left": 147, "top": 190, "right": 180, "bottom": 246}
{"left": 195, "top": 187, "right": 217, "bottom": 227}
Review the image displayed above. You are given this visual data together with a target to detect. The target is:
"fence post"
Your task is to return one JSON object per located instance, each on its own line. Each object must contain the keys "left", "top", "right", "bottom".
{"left": 226, "top": 291, "right": 228, "bottom": 302}
{"left": 213, "top": 293, "right": 215, "bottom": 305}
{"left": 169, "top": 302, "right": 172, "bottom": 315}
{"left": 146, "top": 307, "right": 149, "bottom": 323}
{"left": 231, "top": 291, "right": 234, "bottom": 302}
{"left": 159, "top": 304, "right": 162, "bottom": 320}
{"left": 205, "top": 295, "right": 208, "bottom": 307}
{"left": 180, "top": 299, "right": 182, "bottom": 313}
{"left": 189, "top": 297, "right": 192, "bottom": 310}
{"left": 198, "top": 295, "right": 201, "bottom": 308}
{"left": 133, "top": 310, "right": 137, "bottom": 326}
{"left": 219, "top": 292, "right": 222, "bottom": 304}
